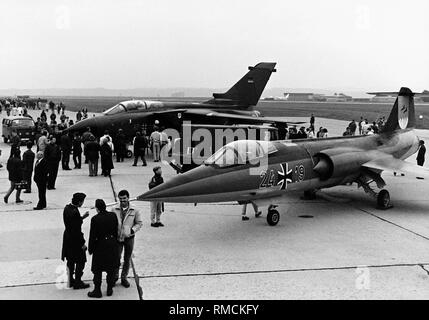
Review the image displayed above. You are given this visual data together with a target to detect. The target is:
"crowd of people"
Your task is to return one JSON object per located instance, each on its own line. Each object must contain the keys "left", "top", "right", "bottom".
{"left": 341, "top": 116, "right": 387, "bottom": 136}
{"left": 276, "top": 114, "right": 389, "bottom": 141}
{"left": 277, "top": 114, "right": 329, "bottom": 140}
{"left": 2, "top": 104, "right": 168, "bottom": 226}
{"left": 3, "top": 125, "right": 166, "bottom": 209}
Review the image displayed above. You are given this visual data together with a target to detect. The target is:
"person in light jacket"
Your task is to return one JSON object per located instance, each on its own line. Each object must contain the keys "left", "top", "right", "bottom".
{"left": 112, "top": 189, "right": 143, "bottom": 288}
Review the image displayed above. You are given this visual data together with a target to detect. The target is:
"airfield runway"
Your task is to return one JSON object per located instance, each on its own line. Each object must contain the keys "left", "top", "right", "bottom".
{"left": 0, "top": 110, "right": 429, "bottom": 299}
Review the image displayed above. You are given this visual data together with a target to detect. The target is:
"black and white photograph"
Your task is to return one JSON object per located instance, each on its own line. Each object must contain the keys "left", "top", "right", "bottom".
{"left": 1, "top": 0, "right": 429, "bottom": 306}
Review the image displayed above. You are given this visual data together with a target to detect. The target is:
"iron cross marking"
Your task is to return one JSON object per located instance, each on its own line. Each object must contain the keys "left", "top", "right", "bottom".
{"left": 277, "top": 163, "right": 293, "bottom": 190}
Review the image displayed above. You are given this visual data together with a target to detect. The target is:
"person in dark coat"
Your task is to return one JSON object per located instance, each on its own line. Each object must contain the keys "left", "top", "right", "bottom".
{"left": 310, "top": 114, "right": 315, "bottom": 131}
{"left": 9, "top": 130, "right": 21, "bottom": 156}
{"left": 87, "top": 199, "right": 120, "bottom": 298}
{"left": 100, "top": 138, "right": 114, "bottom": 177}
{"left": 22, "top": 141, "right": 35, "bottom": 193}
{"left": 33, "top": 151, "right": 48, "bottom": 210}
{"left": 60, "top": 133, "right": 72, "bottom": 170}
{"left": 40, "top": 110, "right": 47, "bottom": 122}
{"left": 132, "top": 131, "right": 147, "bottom": 166}
{"left": 417, "top": 140, "right": 426, "bottom": 166}
{"left": 61, "top": 192, "right": 90, "bottom": 289}
{"left": 82, "top": 127, "right": 94, "bottom": 164}
{"left": 115, "top": 129, "right": 127, "bottom": 163}
{"left": 416, "top": 140, "right": 426, "bottom": 180}
{"left": 84, "top": 135, "right": 100, "bottom": 176}
{"left": 4, "top": 149, "right": 23, "bottom": 204}
{"left": 76, "top": 110, "right": 82, "bottom": 122}
{"left": 72, "top": 132, "right": 83, "bottom": 169}
{"left": 45, "top": 136, "right": 61, "bottom": 189}
{"left": 349, "top": 120, "right": 357, "bottom": 136}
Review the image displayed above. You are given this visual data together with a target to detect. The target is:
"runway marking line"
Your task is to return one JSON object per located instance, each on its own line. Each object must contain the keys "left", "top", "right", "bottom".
{"left": 354, "top": 207, "right": 429, "bottom": 242}
{"left": 1, "top": 262, "right": 428, "bottom": 289}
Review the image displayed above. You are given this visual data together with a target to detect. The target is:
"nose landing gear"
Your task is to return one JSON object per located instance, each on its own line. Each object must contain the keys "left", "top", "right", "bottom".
{"left": 267, "top": 205, "right": 280, "bottom": 226}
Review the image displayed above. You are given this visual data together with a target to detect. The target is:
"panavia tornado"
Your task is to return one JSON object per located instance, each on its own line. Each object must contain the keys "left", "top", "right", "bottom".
{"left": 138, "top": 87, "right": 429, "bottom": 226}
{"left": 65, "top": 62, "right": 300, "bottom": 139}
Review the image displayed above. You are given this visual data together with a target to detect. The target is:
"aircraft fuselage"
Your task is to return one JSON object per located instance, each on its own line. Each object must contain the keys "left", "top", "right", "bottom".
{"left": 140, "top": 129, "right": 419, "bottom": 203}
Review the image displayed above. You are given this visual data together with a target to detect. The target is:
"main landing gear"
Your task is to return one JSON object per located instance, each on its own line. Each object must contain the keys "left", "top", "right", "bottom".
{"left": 376, "top": 189, "right": 392, "bottom": 210}
{"left": 267, "top": 205, "right": 280, "bottom": 226}
{"left": 357, "top": 174, "right": 393, "bottom": 210}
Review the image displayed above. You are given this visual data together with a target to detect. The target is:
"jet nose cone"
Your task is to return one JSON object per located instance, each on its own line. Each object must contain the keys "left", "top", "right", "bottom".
{"left": 136, "top": 166, "right": 215, "bottom": 203}
{"left": 136, "top": 174, "right": 193, "bottom": 202}
{"left": 68, "top": 117, "right": 96, "bottom": 133}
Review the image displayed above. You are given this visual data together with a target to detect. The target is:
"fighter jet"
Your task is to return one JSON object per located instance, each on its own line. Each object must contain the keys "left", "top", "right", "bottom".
{"left": 65, "top": 62, "right": 300, "bottom": 139}
{"left": 138, "top": 87, "right": 429, "bottom": 226}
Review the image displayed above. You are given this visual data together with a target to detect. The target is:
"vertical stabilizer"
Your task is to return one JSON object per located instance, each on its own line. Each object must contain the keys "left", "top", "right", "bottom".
{"left": 380, "top": 87, "right": 415, "bottom": 133}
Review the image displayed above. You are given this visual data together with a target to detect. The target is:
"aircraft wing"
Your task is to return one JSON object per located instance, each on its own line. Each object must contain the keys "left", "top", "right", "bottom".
{"left": 262, "top": 116, "right": 306, "bottom": 125}
{"left": 183, "top": 109, "right": 305, "bottom": 125}
{"left": 362, "top": 156, "right": 429, "bottom": 178}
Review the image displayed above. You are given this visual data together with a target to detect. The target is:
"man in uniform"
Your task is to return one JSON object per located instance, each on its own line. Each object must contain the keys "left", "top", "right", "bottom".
{"left": 113, "top": 190, "right": 143, "bottom": 288}
{"left": 87, "top": 199, "right": 120, "bottom": 298}
{"left": 61, "top": 192, "right": 90, "bottom": 289}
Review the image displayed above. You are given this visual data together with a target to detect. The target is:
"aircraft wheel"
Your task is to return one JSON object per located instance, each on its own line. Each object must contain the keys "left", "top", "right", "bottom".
{"left": 126, "top": 150, "right": 133, "bottom": 158}
{"left": 377, "top": 189, "right": 390, "bottom": 209}
{"left": 267, "top": 209, "right": 280, "bottom": 226}
{"left": 3, "top": 137, "right": 7, "bottom": 143}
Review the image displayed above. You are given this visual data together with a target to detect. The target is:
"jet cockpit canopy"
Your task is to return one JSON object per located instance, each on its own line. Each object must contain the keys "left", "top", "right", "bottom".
{"left": 103, "top": 100, "right": 164, "bottom": 115}
{"left": 204, "top": 140, "right": 278, "bottom": 168}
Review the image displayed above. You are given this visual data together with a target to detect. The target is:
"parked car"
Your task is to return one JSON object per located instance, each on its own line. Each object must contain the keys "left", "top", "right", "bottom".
{"left": 2, "top": 116, "right": 36, "bottom": 143}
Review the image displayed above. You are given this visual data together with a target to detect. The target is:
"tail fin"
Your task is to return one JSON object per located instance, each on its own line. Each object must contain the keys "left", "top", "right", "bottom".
{"left": 380, "top": 87, "right": 415, "bottom": 133}
{"left": 204, "top": 62, "right": 277, "bottom": 108}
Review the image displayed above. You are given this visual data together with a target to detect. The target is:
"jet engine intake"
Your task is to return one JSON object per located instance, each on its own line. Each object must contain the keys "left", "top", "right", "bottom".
{"left": 313, "top": 150, "right": 371, "bottom": 181}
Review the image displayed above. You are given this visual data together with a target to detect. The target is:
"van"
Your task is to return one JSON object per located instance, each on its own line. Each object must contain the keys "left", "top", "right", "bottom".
{"left": 2, "top": 116, "right": 36, "bottom": 143}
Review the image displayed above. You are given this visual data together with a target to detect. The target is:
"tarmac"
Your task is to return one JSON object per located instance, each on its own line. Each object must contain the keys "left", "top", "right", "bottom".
{"left": 0, "top": 109, "right": 429, "bottom": 299}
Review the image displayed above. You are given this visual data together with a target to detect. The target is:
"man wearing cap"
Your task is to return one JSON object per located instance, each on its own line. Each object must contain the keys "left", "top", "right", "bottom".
{"left": 61, "top": 193, "right": 90, "bottom": 289}
{"left": 113, "top": 189, "right": 143, "bottom": 288}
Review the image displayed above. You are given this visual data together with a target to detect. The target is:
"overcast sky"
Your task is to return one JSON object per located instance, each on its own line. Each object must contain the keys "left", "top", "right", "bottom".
{"left": 0, "top": 0, "right": 428, "bottom": 92}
